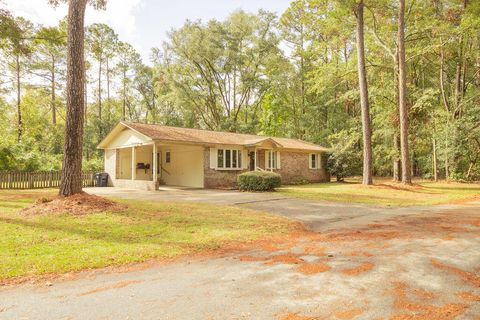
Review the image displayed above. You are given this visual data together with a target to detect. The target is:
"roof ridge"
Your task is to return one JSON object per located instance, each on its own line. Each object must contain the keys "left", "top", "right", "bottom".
{"left": 125, "top": 121, "right": 267, "bottom": 139}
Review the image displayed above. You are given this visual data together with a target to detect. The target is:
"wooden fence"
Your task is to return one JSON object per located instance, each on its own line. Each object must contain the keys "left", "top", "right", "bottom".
{"left": 0, "top": 171, "right": 96, "bottom": 189}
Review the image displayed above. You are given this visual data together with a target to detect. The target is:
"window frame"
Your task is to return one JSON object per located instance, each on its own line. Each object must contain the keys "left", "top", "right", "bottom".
{"left": 217, "top": 148, "right": 243, "bottom": 170}
{"left": 309, "top": 153, "right": 321, "bottom": 169}
{"left": 266, "top": 151, "right": 280, "bottom": 170}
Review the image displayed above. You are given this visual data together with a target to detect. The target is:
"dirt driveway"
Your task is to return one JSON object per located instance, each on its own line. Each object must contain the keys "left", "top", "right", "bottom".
{"left": 0, "top": 188, "right": 479, "bottom": 319}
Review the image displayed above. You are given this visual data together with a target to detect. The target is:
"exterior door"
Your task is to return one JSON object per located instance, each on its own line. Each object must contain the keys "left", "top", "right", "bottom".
{"left": 249, "top": 152, "right": 255, "bottom": 171}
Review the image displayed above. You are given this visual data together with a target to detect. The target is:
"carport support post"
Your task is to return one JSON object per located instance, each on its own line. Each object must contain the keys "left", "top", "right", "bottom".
{"left": 152, "top": 143, "right": 157, "bottom": 184}
{"left": 131, "top": 146, "right": 136, "bottom": 180}
{"left": 254, "top": 148, "right": 257, "bottom": 171}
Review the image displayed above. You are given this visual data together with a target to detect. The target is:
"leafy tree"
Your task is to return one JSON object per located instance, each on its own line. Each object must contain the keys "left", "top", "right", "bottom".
{"left": 163, "top": 10, "right": 281, "bottom": 131}
{"left": 32, "top": 24, "right": 67, "bottom": 125}
{"left": 0, "top": 16, "right": 33, "bottom": 142}
{"left": 86, "top": 23, "right": 118, "bottom": 134}
{"left": 116, "top": 41, "right": 141, "bottom": 121}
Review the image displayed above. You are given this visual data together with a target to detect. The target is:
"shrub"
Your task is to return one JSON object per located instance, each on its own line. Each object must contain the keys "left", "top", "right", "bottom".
{"left": 326, "top": 129, "right": 362, "bottom": 181}
{"left": 237, "top": 171, "right": 281, "bottom": 191}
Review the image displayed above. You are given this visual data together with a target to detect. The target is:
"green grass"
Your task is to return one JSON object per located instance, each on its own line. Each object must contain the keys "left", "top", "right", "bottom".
{"left": 0, "top": 189, "right": 294, "bottom": 281}
{"left": 277, "top": 178, "right": 480, "bottom": 207}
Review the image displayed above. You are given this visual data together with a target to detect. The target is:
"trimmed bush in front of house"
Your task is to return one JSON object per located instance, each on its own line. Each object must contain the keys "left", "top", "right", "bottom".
{"left": 237, "top": 171, "right": 282, "bottom": 191}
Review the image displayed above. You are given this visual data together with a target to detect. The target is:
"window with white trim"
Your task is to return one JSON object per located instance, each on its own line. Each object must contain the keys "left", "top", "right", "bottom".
{"left": 266, "top": 151, "right": 280, "bottom": 169}
{"left": 217, "top": 149, "right": 242, "bottom": 169}
{"left": 309, "top": 153, "right": 321, "bottom": 169}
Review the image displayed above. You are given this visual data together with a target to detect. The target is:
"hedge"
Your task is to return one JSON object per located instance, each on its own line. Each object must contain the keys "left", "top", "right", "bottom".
{"left": 237, "top": 171, "right": 281, "bottom": 191}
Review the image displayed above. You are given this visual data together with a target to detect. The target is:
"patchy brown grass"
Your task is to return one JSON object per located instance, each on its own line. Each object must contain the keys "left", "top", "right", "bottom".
{"left": 320, "top": 230, "right": 401, "bottom": 242}
{"left": 334, "top": 307, "right": 365, "bottom": 319}
{"left": 457, "top": 291, "right": 480, "bottom": 301}
{"left": 345, "top": 251, "right": 373, "bottom": 257}
{"left": 78, "top": 279, "right": 144, "bottom": 296}
{"left": 265, "top": 254, "right": 304, "bottom": 266}
{"left": 20, "top": 192, "right": 127, "bottom": 215}
{"left": 278, "top": 312, "right": 323, "bottom": 320}
{"left": 239, "top": 253, "right": 304, "bottom": 266}
{"left": 278, "top": 179, "right": 480, "bottom": 207}
{"left": 431, "top": 259, "right": 480, "bottom": 288}
{"left": 303, "top": 244, "right": 326, "bottom": 256}
{"left": 341, "top": 262, "right": 374, "bottom": 275}
{"left": 296, "top": 262, "right": 331, "bottom": 275}
{"left": 390, "top": 282, "right": 468, "bottom": 320}
{"left": 412, "top": 288, "right": 435, "bottom": 300}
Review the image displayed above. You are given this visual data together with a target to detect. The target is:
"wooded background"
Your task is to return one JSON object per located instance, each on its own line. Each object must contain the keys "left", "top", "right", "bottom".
{"left": 1, "top": 0, "right": 479, "bottom": 181}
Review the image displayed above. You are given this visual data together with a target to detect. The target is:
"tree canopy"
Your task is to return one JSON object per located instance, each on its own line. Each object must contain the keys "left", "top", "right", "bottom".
{"left": 0, "top": 0, "right": 479, "bottom": 181}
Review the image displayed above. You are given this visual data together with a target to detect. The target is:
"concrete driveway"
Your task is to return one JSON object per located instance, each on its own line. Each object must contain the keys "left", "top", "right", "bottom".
{"left": 1, "top": 187, "right": 479, "bottom": 319}
{"left": 86, "top": 186, "right": 471, "bottom": 232}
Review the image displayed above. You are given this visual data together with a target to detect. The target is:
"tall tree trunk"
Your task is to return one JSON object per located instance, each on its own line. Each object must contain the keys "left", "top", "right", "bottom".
{"left": 393, "top": 134, "right": 401, "bottom": 181}
{"left": 393, "top": 50, "right": 401, "bottom": 182}
{"left": 59, "top": 0, "right": 87, "bottom": 197}
{"left": 122, "top": 69, "right": 126, "bottom": 121}
{"left": 98, "top": 61, "right": 102, "bottom": 119}
{"left": 439, "top": 44, "right": 450, "bottom": 112}
{"left": 445, "top": 119, "right": 450, "bottom": 181}
{"left": 106, "top": 56, "right": 110, "bottom": 124}
{"left": 16, "top": 55, "right": 22, "bottom": 143}
{"left": 300, "top": 25, "right": 306, "bottom": 139}
{"left": 84, "top": 66, "right": 88, "bottom": 125}
{"left": 51, "top": 55, "right": 57, "bottom": 125}
{"left": 398, "top": 0, "right": 412, "bottom": 185}
{"left": 432, "top": 137, "right": 438, "bottom": 182}
{"left": 355, "top": 0, "right": 373, "bottom": 185}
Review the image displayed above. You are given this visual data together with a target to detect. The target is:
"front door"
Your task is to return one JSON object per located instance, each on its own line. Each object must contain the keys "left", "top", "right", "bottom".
{"left": 249, "top": 152, "right": 255, "bottom": 171}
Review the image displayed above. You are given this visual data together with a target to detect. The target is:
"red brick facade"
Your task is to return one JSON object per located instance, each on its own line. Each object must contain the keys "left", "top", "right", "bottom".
{"left": 203, "top": 148, "right": 329, "bottom": 189}
{"left": 274, "top": 150, "right": 329, "bottom": 184}
{"left": 203, "top": 149, "right": 249, "bottom": 188}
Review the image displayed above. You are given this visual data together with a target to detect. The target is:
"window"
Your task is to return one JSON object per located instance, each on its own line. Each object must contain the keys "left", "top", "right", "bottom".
{"left": 310, "top": 153, "right": 321, "bottom": 169}
{"left": 165, "top": 151, "right": 171, "bottom": 164}
{"left": 217, "top": 149, "right": 224, "bottom": 168}
{"left": 266, "top": 151, "right": 280, "bottom": 169}
{"left": 217, "top": 149, "right": 243, "bottom": 169}
{"left": 232, "top": 150, "right": 237, "bottom": 168}
{"left": 225, "top": 150, "right": 231, "bottom": 168}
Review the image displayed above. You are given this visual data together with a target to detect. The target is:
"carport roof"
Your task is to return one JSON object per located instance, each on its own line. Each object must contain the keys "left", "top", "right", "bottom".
{"left": 98, "top": 122, "right": 329, "bottom": 152}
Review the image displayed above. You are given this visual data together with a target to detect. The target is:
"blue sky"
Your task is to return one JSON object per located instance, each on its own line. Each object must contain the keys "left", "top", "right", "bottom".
{"left": 6, "top": 0, "right": 292, "bottom": 63}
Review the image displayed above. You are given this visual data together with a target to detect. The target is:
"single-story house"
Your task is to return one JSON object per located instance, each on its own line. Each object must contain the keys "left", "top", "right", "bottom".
{"left": 97, "top": 122, "right": 330, "bottom": 190}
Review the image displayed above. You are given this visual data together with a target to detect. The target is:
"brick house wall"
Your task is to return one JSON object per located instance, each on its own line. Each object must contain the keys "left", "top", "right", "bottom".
{"left": 203, "top": 148, "right": 329, "bottom": 188}
{"left": 274, "top": 151, "right": 329, "bottom": 184}
{"left": 203, "top": 148, "right": 249, "bottom": 189}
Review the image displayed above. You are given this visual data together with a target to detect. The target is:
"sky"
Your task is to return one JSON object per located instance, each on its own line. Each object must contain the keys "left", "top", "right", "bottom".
{"left": 5, "top": 0, "right": 293, "bottom": 63}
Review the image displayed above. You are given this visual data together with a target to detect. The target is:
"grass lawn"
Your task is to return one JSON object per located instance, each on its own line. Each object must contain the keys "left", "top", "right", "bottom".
{"left": 0, "top": 189, "right": 294, "bottom": 282}
{"left": 277, "top": 178, "right": 480, "bottom": 207}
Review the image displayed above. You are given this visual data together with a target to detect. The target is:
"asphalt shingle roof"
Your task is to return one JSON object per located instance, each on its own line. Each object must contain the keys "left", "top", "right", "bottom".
{"left": 123, "top": 122, "right": 328, "bottom": 152}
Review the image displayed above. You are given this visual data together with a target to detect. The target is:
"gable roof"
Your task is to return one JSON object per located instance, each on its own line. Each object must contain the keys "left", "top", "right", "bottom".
{"left": 98, "top": 122, "right": 328, "bottom": 152}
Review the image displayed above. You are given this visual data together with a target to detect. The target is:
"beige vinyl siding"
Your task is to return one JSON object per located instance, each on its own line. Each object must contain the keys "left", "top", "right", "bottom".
{"left": 161, "top": 145, "right": 204, "bottom": 188}
{"left": 106, "top": 128, "right": 149, "bottom": 149}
